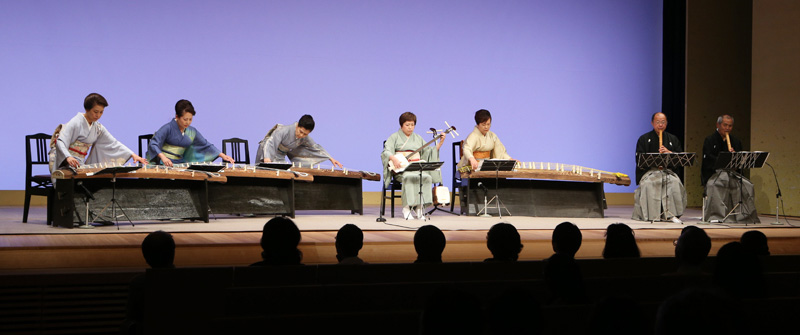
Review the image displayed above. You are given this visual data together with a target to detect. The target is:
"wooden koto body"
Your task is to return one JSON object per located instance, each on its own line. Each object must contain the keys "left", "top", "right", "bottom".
{"left": 53, "top": 166, "right": 227, "bottom": 183}
{"left": 462, "top": 169, "right": 631, "bottom": 186}
{"left": 218, "top": 165, "right": 313, "bottom": 182}
{"left": 290, "top": 167, "right": 381, "bottom": 181}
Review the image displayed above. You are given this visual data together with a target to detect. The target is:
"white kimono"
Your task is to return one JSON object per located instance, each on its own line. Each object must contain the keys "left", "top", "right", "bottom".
{"left": 49, "top": 113, "right": 133, "bottom": 172}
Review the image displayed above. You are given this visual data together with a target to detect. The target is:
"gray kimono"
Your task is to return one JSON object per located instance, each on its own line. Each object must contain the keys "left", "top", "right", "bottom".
{"left": 256, "top": 123, "right": 332, "bottom": 166}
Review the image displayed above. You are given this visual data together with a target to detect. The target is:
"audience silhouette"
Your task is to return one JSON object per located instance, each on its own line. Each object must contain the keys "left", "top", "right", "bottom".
{"left": 251, "top": 217, "right": 303, "bottom": 266}
{"left": 336, "top": 223, "right": 366, "bottom": 264}
{"left": 141, "top": 230, "right": 176, "bottom": 268}
{"left": 602, "top": 223, "right": 641, "bottom": 259}
{"left": 655, "top": 287, "right": 748, "bottom": 335}
{"left": 485, "top": 222, "right": 523, "bottom": 261}
{"left": 673, "top": 226, "right": 711, "bottom": 276}
{"left": 714, "top": 241, "right": 765, "bottom": 299}
{"left": 122, "top": 230, "right": 176, "bottom": 335}
{"left": 414, "top": 225, "right": 446, "bottom": 263}
{"left": 740, "top": 230, "right": 770, "bottom": 256}
{"left": 552, "top": 221, "right": 582, "bottom": 257}
{"left": 543, "top": 252, "right": 587, "bottom": 305}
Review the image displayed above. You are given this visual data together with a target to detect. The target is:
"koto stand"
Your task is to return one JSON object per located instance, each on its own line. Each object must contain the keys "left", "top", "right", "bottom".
{"left": 91, "top": 166, "right": 142, "bottom": 229}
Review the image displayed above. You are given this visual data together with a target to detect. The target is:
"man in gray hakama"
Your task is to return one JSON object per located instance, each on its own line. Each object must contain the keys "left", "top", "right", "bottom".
{"left": 702, "top": 115, "right": 759, "bottom": 223}
{"left": 632, "top": 112, "right": 687, "bottom": 222}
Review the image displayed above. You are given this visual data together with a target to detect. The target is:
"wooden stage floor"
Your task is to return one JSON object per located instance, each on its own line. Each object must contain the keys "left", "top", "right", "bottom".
{"left": 2, "top": 205, "right": 799, "bottom": 272}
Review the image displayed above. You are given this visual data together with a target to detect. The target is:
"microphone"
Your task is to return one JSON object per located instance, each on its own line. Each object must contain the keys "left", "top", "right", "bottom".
{"left": 477, "top": 182, "right": 488, "bottom": 192}
{"left": 77, "top": 181, "right": 95, "bottom": 200}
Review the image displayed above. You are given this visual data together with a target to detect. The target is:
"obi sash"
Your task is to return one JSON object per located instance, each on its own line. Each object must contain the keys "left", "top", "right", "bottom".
{"left": 473, "top": 150, "right": 491, "bottom": 159}
{"left": 161, "top": 143, "right": 186, "bottom": 160}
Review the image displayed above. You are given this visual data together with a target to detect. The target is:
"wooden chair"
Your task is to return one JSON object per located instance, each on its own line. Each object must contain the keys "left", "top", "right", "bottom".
{"left": 24, "top": 133, "right": 54, "bottom": 224}
{"left": 222, "top": 138, "right": 250, "bottom": 164}
{"left": 380, "top": 141, "right": 402, "bottom": 218}
{"left": 451, "top": 140, "right": 464, "bottom": 214}
{"left": 138, "top": 134, "right": 153, "bottom": 157}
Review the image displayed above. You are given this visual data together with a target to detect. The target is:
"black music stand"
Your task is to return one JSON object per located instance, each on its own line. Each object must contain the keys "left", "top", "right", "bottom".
{"left": 712, "top": 151, "right": 769, "bottom": 224}
{"left": 91, "top": 166, "right": 141, "bottom": 229}
{"left": 404, "top": 161, "right": 444, "bottom": 221}
{"left": 636, "top": 153, "right": 695, "bottom": 222}
{"left": 187, "top": 164, "right": 225, "bottom": 172}
{"left": 257, "top": 162, "right": 292, "bottom": 170}
{"left": 476, "top": 159, "right": 516, "bottom": 218}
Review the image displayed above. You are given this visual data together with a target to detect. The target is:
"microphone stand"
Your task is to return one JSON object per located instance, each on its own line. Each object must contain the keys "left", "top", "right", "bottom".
{"left": 766, "top": 162, "right": 786, "bottom": 226}
{"left": 478, "top": 182, "right": 491, "bottom": 218}
{"left": 76, "top": 181, "right": 95, "bottom": 229}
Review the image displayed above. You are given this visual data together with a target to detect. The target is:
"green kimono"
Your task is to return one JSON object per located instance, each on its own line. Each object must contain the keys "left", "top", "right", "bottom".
{"left": 381, "top": 129, "right": 442, "bottom": 207}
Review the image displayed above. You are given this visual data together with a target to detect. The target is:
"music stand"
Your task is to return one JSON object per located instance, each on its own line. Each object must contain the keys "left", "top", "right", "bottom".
{"left": 91, "top": 166, "right": 141, "bottom": 230}
{"left": 476, "top": 159, "right": 516, "bottom": 218}
{"left": 636, "top": 153, "right": 695, "bottom": 222}
{"left": 187, "top": 164, "right": 225, "bottom": 172}
{"left": 404, "top": 161, "right": 444, "bottom": 221}
{"left": 713, "top": 151, "right": 769, "bottom": 224}
{"left": 257, "top": 162, "right": 292, "bottom": 170}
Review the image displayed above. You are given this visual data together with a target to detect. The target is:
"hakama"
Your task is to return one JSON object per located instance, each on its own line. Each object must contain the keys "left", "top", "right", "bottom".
{"left": 632, "top": 169, "right": 687, "bottom": 221}
{"left": 704, "top": 170, "right": 760, "bottom": 223}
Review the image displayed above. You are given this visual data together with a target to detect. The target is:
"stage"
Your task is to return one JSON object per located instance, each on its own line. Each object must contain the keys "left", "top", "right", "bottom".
{"left": 2, "top": 204, "right": 799, "bottom": 271}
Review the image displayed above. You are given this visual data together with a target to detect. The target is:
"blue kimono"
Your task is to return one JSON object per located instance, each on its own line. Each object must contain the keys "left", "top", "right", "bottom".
{"left": 146, "top": 119, "right": 221, "bottom": 164}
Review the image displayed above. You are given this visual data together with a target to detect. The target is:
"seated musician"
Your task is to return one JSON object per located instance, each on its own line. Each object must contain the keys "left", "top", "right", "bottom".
{"left": 146, "top": 99, "right": 234, "bottom": 167}
{"left": 702, "top": 115, "right": 759, "bottom": 223}
{"left": 256, "top": 114, "right": 343, "bottom": 168}
{"left": 50, "top": 93, "right": 147, "bottom": 173}
{"left": 632, "top": 112, "right": 687, "bottom": 223}
{"left": 457, "top": 109, "right": 513, "bottom": 172}
{"left": 382, "top": 112, "right": 444, "bottom": 220}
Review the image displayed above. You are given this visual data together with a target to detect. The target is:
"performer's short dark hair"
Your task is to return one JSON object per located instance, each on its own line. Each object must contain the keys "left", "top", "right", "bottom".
{"left": 475, "top": 109, "right": 492, "bottom": 125}
{"left": 83, "top": 93, "right": 108, "bottom": 111}
{"left": 298, "top": 114, "right": 315, "bottom": 132}
{"left": 399, "top": 112, "right": 417, "bottom": 127}
{"left": 651, "top": 112, "right": 665, "bottom": 122}
{"left": 175, "top": 99, "right": 196, "bottom": 117}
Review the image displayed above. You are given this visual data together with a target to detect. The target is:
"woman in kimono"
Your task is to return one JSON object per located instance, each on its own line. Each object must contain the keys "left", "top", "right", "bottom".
{"left": 50, "top": 93, "right": 147, "bottom": 171}
{"left": 146, "top": 99, "right": 234, "bottom": 167}
{"left": 382, "top": 112, "right": 444, "bottom": 220}
{"left": 457, "top": 109, "right": 513, "bottom": 172}
{"left": 256, "top": 114, "right": 343, "bottom": 168}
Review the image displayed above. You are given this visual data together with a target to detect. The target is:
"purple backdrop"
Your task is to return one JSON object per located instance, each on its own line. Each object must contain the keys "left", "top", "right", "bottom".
{"left": 3, "top": 0, "right": 663, "bottom": 192}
